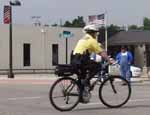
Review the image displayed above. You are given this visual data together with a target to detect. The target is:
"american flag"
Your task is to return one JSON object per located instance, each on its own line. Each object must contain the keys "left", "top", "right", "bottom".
{"left": 88, "top": 14, "right": 105, "bottom": 25}
{"left": 88, "top": 15, "right": 97, "bottom": 23}
{"left": 3, "top": 5, "right": 11, "bottom": 24}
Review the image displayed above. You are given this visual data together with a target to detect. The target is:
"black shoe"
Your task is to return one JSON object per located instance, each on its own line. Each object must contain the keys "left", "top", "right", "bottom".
{"left": 122, "top": 83, "right": 127, "bottom": 85}
{"left": 79, "top": 98, "right": 88, "bottom": 104}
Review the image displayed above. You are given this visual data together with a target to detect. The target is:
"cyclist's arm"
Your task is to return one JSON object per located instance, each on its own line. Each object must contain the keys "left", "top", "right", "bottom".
{"left": 90, "top": 39, "right": 103, "bottom": 53}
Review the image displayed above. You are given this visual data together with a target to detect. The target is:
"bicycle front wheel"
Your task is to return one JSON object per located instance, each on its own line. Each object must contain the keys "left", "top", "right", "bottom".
{"left": 49, "top": 77, "right": 80, "bottom": 111}
{"left": 99, "top": 76, "right": 131, "bottom": 108}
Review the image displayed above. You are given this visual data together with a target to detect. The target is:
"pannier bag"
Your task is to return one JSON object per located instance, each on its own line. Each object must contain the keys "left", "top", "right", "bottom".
{"left": 55, "top": 64, "right": 74, "bottom": 76}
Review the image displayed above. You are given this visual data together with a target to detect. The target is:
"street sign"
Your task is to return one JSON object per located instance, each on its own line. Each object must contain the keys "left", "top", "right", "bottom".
{"left": 63, "top": 31, "right": 71, "bottom": 38}
{"left": 59, "top": 30, "right": 74, "bottom": 38}
{"left": 58, "top": 30, "right": 74, "bottom": 64}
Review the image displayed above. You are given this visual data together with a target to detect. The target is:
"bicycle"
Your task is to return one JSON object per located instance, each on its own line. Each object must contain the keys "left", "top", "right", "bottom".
{"left": 49, "top": 61, "right": 131, "bottom": 111}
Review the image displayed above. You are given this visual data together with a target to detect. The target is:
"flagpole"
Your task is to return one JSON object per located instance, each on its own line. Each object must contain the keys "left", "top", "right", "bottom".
{"left": 87, "top": 13, "right": 108, "bottom": 51}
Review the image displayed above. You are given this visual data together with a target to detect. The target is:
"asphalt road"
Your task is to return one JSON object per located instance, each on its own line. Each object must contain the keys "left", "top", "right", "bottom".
{"left": 1, "top": 80, "right": 150, "bottom": 115}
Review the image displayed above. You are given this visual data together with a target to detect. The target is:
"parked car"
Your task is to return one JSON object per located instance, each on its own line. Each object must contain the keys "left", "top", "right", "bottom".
{"left": 109, "top": 64, "right": 142, "bottom": 77}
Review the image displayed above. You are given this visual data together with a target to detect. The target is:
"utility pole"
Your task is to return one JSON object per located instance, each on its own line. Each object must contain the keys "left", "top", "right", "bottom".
{"left": 8, "top": 0, "right": 21, "bottom": 78}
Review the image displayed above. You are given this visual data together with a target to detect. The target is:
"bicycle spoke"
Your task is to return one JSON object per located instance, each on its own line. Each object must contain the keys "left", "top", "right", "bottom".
{"left": 49, "top": 77, "right": 80, "bottom": 111}
{"left": 99, "top": 76, "right": 131, "bottom": 108}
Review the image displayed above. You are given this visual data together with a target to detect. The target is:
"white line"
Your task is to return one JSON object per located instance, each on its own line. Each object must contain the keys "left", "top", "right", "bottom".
{"left": 7, "top": 95, "right": 150, "bottom": 106}
{"left": 7, "top": 96, "right": 42, "bottom": 100}
{"left": 129, "top": 98, "right": 150, "bottom": 102}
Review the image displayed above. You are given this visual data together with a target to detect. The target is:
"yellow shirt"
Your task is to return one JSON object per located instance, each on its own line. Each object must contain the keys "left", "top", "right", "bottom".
{"left": 73, "top": 34, "right": 103, "bottom": 55}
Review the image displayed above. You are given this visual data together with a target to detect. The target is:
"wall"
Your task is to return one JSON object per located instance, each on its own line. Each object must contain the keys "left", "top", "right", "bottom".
{"left": 0, "top": 25, "right": 9, "bottom": 69}
{"left": 0, "top": 24, "right": 83, "bottom": 72}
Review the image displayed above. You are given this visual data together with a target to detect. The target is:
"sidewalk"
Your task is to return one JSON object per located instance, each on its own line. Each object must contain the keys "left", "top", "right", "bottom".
{"left": 0, "top": 74, "right": 58, "bottom": 85}
{"left": 0, "top": 74, "right": 58, "bottom": 80}
{"left": 0, "top": 74, "right": 150, "bottom": 81}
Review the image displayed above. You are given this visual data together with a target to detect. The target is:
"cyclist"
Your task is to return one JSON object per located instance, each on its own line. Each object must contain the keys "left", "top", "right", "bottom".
{"left": 71, "top": 24, "right": 109, "bottom": 103}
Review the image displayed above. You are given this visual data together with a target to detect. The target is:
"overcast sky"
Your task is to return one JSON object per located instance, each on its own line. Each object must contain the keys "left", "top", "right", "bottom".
{"left": 0, "top": 0, "right": 150, "bottom": 26}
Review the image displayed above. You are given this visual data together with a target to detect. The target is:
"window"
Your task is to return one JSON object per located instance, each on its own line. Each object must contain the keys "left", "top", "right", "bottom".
{"left": 52, "top": 44, "right": 58, "bottom": 65}
{"left": 23, "top": 43, "right": 30, "bottom": 66}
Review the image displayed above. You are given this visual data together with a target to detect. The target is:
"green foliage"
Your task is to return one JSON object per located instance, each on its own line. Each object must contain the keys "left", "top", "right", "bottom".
{"left": 63, "top": 16, "right": 86, "bottom": 28}
{"left": 108, "top": 24, "right": 121, "bottom": 37}
{"left": 51, "top": 23, "right": 58, "bottom": 27}
{"left": 143, "top": 17, "right": 150, "bottom": 30}
{"left": 98, "top": 24, "right": 121, "bottom": 42}
{"left": 50, "top": 16, "right": 150, "bottom": 30}
{"left": 128, "top": 25, "right": 139, "bottom": 30}
{"left": 63, "top": 21, "right": 72, "bottom": 27}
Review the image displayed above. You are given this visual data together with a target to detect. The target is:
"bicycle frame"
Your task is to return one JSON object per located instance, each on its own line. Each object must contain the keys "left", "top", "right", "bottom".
{"left": 50, "top": 61, "right": 131, "bottom": 111}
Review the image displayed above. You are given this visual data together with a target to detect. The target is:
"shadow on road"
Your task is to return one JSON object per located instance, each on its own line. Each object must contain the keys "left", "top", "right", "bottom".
{"left": 73, "top": 104, "right": 150, "bottom": 112}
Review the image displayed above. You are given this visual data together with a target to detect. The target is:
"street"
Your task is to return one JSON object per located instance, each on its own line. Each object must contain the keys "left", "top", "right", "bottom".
{"left": 0, "top": 79, "right": 150, "bottom": 115}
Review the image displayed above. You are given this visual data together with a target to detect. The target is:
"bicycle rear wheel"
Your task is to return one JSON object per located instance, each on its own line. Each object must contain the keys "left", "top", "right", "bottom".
{"left": 49, "top": 77, "right": 80, "bottom": 111}
{"left": 99, "top": 76, "right": 131, "bottom": 108}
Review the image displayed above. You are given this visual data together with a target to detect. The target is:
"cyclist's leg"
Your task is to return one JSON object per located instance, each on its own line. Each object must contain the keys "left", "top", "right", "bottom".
{"left": 85, "top": 60, "right": 100, "bottom": 81}
{"left": 77, "top": 70, "right": 88, "bottom": 103}
{"left": 78, "top": 74, "right": 85, "bottom": 92}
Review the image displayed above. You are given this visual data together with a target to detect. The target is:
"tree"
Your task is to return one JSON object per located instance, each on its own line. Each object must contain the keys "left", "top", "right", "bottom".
{"left": 63, "top": 16, "right": 86, "bottom": 27}
{"left": 63, "top": 21, "right": 72, "bottom": 27}
{"left": 51, "top": 23, "right": 58, "bottom": 27}
{"left": 72, "top": 16, "right": 86, "bottom": 27}
{"left": 98, "top": 24, "right": 121, "bottom": 43}
{"left": 128, "top": 25, "right": 139, "bottom": 30}
{"left": 143, "top": 17, "right": 150, "bottom": 30}
{"left": 107, "top": 24, "right": 121, "bottom": 37}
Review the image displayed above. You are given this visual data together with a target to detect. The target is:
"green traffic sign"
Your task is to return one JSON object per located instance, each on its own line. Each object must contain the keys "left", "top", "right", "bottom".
{"left": 59, "top": 31, "right": 74, "bottom": 38}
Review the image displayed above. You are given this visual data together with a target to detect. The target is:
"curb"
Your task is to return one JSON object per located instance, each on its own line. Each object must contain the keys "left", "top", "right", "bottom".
{"left": 0, "top": 74, "right": 58, "bottom": 80}
{"left": 131, "top": 77, "right": 150, "bottom": 83}
{"left": 0, "top": 74, "right": 150, "bottom": 83}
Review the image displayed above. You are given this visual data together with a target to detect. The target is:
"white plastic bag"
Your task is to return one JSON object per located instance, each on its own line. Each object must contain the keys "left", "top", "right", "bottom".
{"left": 109, "top": 64, "right": 120, "bottom": 76}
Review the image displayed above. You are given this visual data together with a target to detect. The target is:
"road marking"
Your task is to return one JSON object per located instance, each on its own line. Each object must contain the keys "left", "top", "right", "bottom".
{"left": 7, "top": 96, "right": 43, "bottom": 100}
{"left": 6, "top": 95, "right": 150, "bottom": 107}
{"left": 129, "top": 98, "right": 150, "bottom": 102}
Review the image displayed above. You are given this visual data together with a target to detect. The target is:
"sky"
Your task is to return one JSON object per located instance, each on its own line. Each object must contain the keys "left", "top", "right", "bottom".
{"left": 0, "top": 0, "right": 150, "bottom": 26}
